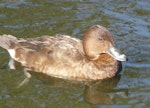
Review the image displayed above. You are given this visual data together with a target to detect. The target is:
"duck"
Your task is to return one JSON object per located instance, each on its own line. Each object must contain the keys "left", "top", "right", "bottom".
{"left": 0, "top": 25, "right": 127, "bottom": 84}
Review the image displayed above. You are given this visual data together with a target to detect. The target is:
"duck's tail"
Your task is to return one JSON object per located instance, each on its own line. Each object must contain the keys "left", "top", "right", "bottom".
{"left": 0, "top": 34, "right": 18, "bottom": 50}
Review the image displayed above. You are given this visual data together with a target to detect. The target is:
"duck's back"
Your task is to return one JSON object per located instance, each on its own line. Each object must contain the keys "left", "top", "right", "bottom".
{"left": 19, "top": 34, "right": 85, "bottom": 64}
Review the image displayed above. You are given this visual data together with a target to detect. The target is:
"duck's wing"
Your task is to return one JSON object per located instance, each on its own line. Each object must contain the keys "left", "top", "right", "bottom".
{"left": 21, "top": 34, "right": 84, "bottom": 60}
{"left": 0, "top": 34, "right": 85, "bottom": 67}
{"left": 43, "top": 35, "right": 85, "bottom": 63}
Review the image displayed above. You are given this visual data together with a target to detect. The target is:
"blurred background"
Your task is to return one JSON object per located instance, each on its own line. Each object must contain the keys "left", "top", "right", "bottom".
{"left": 0, "top": 0, "right": 150, "bottom": 108}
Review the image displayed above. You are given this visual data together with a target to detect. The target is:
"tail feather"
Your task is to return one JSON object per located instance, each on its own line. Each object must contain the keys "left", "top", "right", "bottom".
{"left": 0, "top": 34, "right": 18, "bottom": 49}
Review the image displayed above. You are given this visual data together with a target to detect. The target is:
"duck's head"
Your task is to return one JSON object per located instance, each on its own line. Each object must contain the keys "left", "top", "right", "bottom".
{"left": 83, "top": 25, "right": 127, "bottom": 61}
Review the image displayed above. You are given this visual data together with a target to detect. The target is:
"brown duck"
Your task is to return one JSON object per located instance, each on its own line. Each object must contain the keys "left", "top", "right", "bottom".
{"left": 0, "top": 25, "right": 127, "bottom": 86}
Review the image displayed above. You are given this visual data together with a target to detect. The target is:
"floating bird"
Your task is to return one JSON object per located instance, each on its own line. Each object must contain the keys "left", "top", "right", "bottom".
{"left": 0, "top": 25, "right": 127, "bottom": 86}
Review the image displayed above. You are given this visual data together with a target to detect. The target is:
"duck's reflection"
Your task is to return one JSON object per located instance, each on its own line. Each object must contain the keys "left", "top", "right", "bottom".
{"left": 84, "top": 75, "right": 128, "bottom": 105}
{"left": 23, "top": 72, "right": 128, "bottom": 105}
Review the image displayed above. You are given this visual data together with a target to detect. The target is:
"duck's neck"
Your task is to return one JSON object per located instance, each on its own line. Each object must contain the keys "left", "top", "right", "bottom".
{"left": 93, "top": 54, "right": 121, "bottom": 73}
{"left": 95, "top": 54, "right": 116, "bottom": 63}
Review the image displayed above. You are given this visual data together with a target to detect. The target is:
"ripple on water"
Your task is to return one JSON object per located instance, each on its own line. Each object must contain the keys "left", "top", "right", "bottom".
{"left": 0, "top": 0, "right": 40, "bottom": 9}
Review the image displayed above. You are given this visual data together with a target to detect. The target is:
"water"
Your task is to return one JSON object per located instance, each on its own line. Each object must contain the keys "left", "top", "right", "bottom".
{"left": 0, "top": 0, "right": 150, "bottom": 108}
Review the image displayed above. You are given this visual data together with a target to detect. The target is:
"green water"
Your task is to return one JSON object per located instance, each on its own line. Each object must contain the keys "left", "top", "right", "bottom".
{"left": 0, "top": 0, "right": 150, "bottom": 108}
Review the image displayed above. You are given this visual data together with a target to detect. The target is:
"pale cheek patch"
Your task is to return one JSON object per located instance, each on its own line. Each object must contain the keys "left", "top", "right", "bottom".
{"left": 8, "top": 49, "right": 16, "bottom": 59}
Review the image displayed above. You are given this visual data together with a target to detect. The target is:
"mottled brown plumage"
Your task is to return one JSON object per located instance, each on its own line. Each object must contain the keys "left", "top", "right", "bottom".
{"left": 0, "top": 25, "right": 127, "bottom": 82}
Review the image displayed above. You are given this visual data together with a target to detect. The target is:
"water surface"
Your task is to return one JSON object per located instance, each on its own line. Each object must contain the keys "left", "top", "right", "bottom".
{"left": 0, "top": 0, "right": 150, "bottom": 108}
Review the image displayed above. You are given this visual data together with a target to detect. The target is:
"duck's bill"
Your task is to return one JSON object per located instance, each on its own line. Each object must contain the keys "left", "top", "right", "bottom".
{"left": 107, "top": 45, "right": 127, "bottom": 61}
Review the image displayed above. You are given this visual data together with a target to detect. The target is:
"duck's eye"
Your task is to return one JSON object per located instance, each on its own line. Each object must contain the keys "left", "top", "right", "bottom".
{"left": 98, "top": 38, "right": 103, "bottom": 41}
